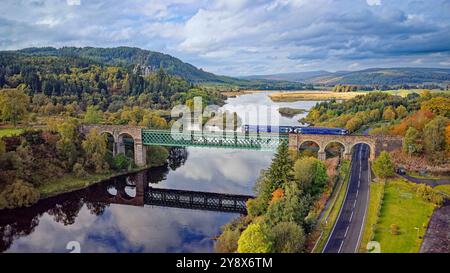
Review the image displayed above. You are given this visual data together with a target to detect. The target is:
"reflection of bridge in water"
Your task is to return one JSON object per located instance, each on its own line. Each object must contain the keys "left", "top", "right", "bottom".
{"left": 85, "top": 171, "right": 253, "bottom": 214}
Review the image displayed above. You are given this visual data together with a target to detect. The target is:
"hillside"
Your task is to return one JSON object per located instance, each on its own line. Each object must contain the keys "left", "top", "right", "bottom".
{"left": 306, "top": 68, "right": 450, "bottom": 86}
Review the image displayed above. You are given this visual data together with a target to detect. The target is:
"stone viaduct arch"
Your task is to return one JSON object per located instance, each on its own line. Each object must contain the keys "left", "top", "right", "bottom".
{"left": 289, "top": 134, "right": 402, "bottom": 161}
{"left": 80, "top": 125, "right": 147, "bottom": 166}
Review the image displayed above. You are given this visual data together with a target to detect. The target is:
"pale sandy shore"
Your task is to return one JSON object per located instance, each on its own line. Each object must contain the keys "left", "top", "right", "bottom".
{"left": 268, "top": 90, "right": 367, "bottom": 101}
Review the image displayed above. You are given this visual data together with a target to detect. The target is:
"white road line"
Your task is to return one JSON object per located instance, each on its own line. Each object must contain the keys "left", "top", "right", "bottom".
{"left": 355, "top": 154, "right": 371, "bottom": 253}
{"left": 344, "top": 226, "right": 350, "bottom": 238}
{"left": 338, "top": 240, "right": 344, "bottom": 253}
{"left": 349, "top": 211, "right": 354, "bottom": 222}
{"left": 353, "top": 199, "right": 357, "bottom": 208}
{"left": 356, "top": 189, "right": 359, "bottom": 198}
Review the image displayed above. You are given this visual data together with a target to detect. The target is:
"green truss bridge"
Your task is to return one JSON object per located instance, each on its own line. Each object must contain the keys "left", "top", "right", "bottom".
{"left": 141, "top": 129, "right": 288, "bottom": 150}
{"left": 79, "top": 125, "right": 288, "bottom": 167}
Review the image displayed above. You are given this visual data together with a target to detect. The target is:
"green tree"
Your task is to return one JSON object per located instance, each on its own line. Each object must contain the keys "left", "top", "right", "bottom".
{"left": 423, "top": 116, "right": 447, "bottom": 156}
{"left": 112, "top": 153, "right": 131, "bottom": 170}
{"left": 294, "top": 157, "right": 328, "bottom": 197}
{"left": 372, "top": 151, "right": 394, "bottom": 179}
{"left": 84, "top": 105, "right": 103, "bottom": 124}
{"left": 237, "top": 223, "right": 272, "bottom": 253}
{"left": 270, "top": 221, "right": 305, "bottom": 253}
{"left": 56, "top": 120, "right": 79, "bottom": 169}
{"left": 146, "top": 146, "right": 169, "bottom": 167}
{"left": 0, "top": 89, "right": 29, "bottom": 126}
{"left": 403, "top": 127, "right": 423, "bottom": 155}
{"left": 267, "top": 140, "right": 294, "bottom": 190}
{"left": 0, "top": 138, "right": 5, "bottom": 156}
{"left": 82, "top": 129, "right": 109, "bottom": 173}
{"left": 396, "top": 105, "right": 408, "bottom": 119}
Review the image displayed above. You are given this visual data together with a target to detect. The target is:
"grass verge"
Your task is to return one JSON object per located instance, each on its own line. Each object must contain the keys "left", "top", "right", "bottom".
{"left": 434, "top": 185, "right": 450, "bottom": 196}
{"left": 312, "top": 160, "right": 350, "bottom": 253}
{"left": 372, "top": 179, "right": 435, "bottom": 253}
{"left": 359, "top": 179, "right": 385, "bottom": 252}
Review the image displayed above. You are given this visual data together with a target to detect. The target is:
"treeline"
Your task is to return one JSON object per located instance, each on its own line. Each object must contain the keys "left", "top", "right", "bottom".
{"left": 0, "top": 122, "right": 170, "bottom": 210}
{"left": 0, "top": 52, "right": 224, "bottom": 111}
{"left": 215, "top": 141, "right": 332, "bottom": 253}
{"left": 332, "top": 84, "right": 358, "bottom": 92}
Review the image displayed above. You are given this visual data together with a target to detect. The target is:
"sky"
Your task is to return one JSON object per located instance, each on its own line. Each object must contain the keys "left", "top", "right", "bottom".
{"left": 1, "top": 0, "right": 450, "bottom": 76}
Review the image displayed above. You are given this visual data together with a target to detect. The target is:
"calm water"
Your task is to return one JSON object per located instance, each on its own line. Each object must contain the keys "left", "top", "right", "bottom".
{"left": 0, "top": 92, "right": 319, "bottom": 253}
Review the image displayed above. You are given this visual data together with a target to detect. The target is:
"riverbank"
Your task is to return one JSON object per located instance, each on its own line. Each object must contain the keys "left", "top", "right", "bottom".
{"left": 37, "top": 166, "right": 150, "bottom": 199}
{"left": 269, "top": 91, "right": 367, "bottom": 102}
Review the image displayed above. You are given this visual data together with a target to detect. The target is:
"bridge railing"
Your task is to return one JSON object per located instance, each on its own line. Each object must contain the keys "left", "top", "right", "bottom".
{"left": 141, "top": 129, "right": 288, "bottom": 150}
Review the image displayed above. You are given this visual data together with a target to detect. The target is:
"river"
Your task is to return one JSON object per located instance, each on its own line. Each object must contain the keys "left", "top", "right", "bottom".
{"left": 0, "top": 92, "right": 319, "bottom": 253}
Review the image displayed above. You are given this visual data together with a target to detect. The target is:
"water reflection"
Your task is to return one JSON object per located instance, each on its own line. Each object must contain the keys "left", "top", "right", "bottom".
{"left": 0, "top": 146, "right": 267, "bottom": 253}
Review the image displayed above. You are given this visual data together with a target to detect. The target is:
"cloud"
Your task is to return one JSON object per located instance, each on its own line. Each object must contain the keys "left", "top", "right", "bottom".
{"left": 0, "top": 0, "right": 449, "bottom": 75}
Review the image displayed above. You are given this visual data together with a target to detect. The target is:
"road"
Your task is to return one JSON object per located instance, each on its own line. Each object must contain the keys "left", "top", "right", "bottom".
{"left": 323, "top": 143, "right": 370, "bottom": 253}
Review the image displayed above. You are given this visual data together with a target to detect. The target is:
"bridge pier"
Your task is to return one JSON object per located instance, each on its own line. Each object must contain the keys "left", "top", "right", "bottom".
{"left": 134, "top": 142, "right": 147, "bottom": 167}
{"left": 343, "top": 153, "right": 352, "bottom": 160}
{"left": 318, "top": 151, "right": 326, "bottom": 161}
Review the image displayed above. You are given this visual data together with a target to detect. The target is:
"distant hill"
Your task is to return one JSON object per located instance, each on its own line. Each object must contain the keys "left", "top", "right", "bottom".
{"left": 15, "top": 46, "right": 226, "bottom": 83}
{"left": 6, "top": 47, "right": 307, "bottom": 90}
{"left": 241, "top": 71, "right": 332, "bottom": 82}
{"left": 306, "top": 68, "right": 450, "bottom": 86}
{"left": 241, "top": 67, "right": 450, "bottom": 86}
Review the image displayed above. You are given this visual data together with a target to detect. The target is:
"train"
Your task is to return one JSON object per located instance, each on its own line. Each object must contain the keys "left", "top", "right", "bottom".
{"left": 242, "top": 125, "right": 349, "bottom": 135}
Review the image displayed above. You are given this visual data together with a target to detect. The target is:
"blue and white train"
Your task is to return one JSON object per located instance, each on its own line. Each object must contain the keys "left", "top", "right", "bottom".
{"left": 242, "top": 125, "right": 348, "bottom": 135}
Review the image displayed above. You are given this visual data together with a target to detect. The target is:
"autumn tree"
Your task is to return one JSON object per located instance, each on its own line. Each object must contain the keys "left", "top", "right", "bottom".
{"left": 382, "top": 106, "right": 396, "bottom": 121}
{"left": 56, "top": 119, "right": 79, "bottom": 169}
{"left": 0, "top": 180, "right": 40, "bottom": 209}
{"left": 421, "top": 97, "right": 450, "bottom": 118}
{"left": 372, "top": 151, "right": 394, "bottom": 179}
{"left": 84, "top": 105, "right": 103, "bottom": 124}
{"left": 82, "top": 129, "right": 109, "bottom": 173}
{"left": 396, "top": 105, "right": 408, "bottom": 119}
{"left": 0, "top": 89, "right": 29, "bottom": 126}
{"left": 237, "top": 223, "right": 272, "bottom": 253}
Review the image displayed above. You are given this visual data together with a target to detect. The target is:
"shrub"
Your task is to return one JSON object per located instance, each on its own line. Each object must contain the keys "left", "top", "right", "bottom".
{"left": 0, "top": 180, "right": 40, "bottom": 209}
{"left": 72, "top": 163, "right": 87, "bottom": 178}
{"left": 390, "top": 224, "right": 400, "bottom": 235}
{"left": 270, "top": 221, "right": 305, "bottom": 253}
{"left": 246, "top": 197, "right": 267, "bottom": 217}
{"left": 112, "top": 153, "right": 131, "bottom": 170}
{"left": 416, "top": 184, "right": 444, "bottom": 206}
{"left": 215, "top": 229, "right": 241, "bottom": 253}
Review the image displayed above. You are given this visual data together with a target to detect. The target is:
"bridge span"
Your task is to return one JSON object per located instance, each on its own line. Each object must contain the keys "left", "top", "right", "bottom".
{"left": 80, "top": 125, "right": 402, "bottom": 166}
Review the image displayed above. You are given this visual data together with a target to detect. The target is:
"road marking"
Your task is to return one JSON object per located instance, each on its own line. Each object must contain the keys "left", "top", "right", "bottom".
{"left": 355, "top": 154, "right": 371, "bottom": 253}
{"left": 353, "top": 199, "right": 357, "bottom": 208}
{"left": 356, "top": 189, "right": 359, "bottom": 198}
{"left": 344, "top": 226, "right": 350, "bottom": 238}
{"left": 338, "top": 240, "right": 344, "bottom": 253}
{"left": 349, "top": 211, "right": 354, "bottom": 222}
{"left": 322, "top": 147, "right": 355, "bottom": 253}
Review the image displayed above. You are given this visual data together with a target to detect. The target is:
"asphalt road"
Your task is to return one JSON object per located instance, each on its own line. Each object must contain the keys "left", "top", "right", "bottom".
{"left": 323, "top": 143, "right": 370, "bottom": 253}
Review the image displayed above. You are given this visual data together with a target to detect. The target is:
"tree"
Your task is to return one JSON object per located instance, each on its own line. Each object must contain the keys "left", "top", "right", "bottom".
{"left": 237, "top": 223, "right": 272, "bottom": 253}
{"left": 112, "top": 153, "right": 131, "bottom": 170}
{"left": 84, "top": 105, "right": 103, "bottom": 124}
{"left": 382, "top": 106, "right": 396, "bottom": 121}
{"left": 372, "top": 151, "right": 394, "bottom": 179}
{"left": 146, "top": 146, "right": 169, "bottom": 167}
{"left": 0, "top": 180, "right": 40, "bottom": 209}
{"left": 56, "top": 120, "right": 79, "bottom": 169}
{"left": 403, "top": 127, "right": 423, "bottom": 155}
{"left": 270, "top": 221, "right": 305, "bottom": 253}
{"left": 267, "top": 140, "right": 294, "bottom": 190}
{"left": 82, "top": 129, "right": 109, "bottom": 173}
{"left": 0, "top": 89, "right": 29, "bottom": 126}
{"left": 294, "top": 157, "right": 328, "bottom": 197}
{"left": 396, "top": 105, "right": 408, "bottom": 119}
{"left": 421, "top": 97, "right": 450, "bottom": 118}
{"left": 423, "top": 116, "right": 447, "bottom": 156}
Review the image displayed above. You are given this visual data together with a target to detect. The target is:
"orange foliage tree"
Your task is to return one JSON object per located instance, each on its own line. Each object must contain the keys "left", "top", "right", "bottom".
{"left": 270, "top": 188, "right": 285, "bottom": 204}
{"left": 390, "top": 109, "right": 435, "bottom": 136}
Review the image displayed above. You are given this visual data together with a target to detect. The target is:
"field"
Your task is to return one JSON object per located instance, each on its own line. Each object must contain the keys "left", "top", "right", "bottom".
{"left": 0, "top": 128, "right": 24, "bottom": 138}
{"left": 269, "top": 90, "right": 367, "bottom": 102}
{"left": 434, "top": 185, "right": 450, "bottom": 196}
{"left": 373, "top": 179, "right": 435, "bottom": 253}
